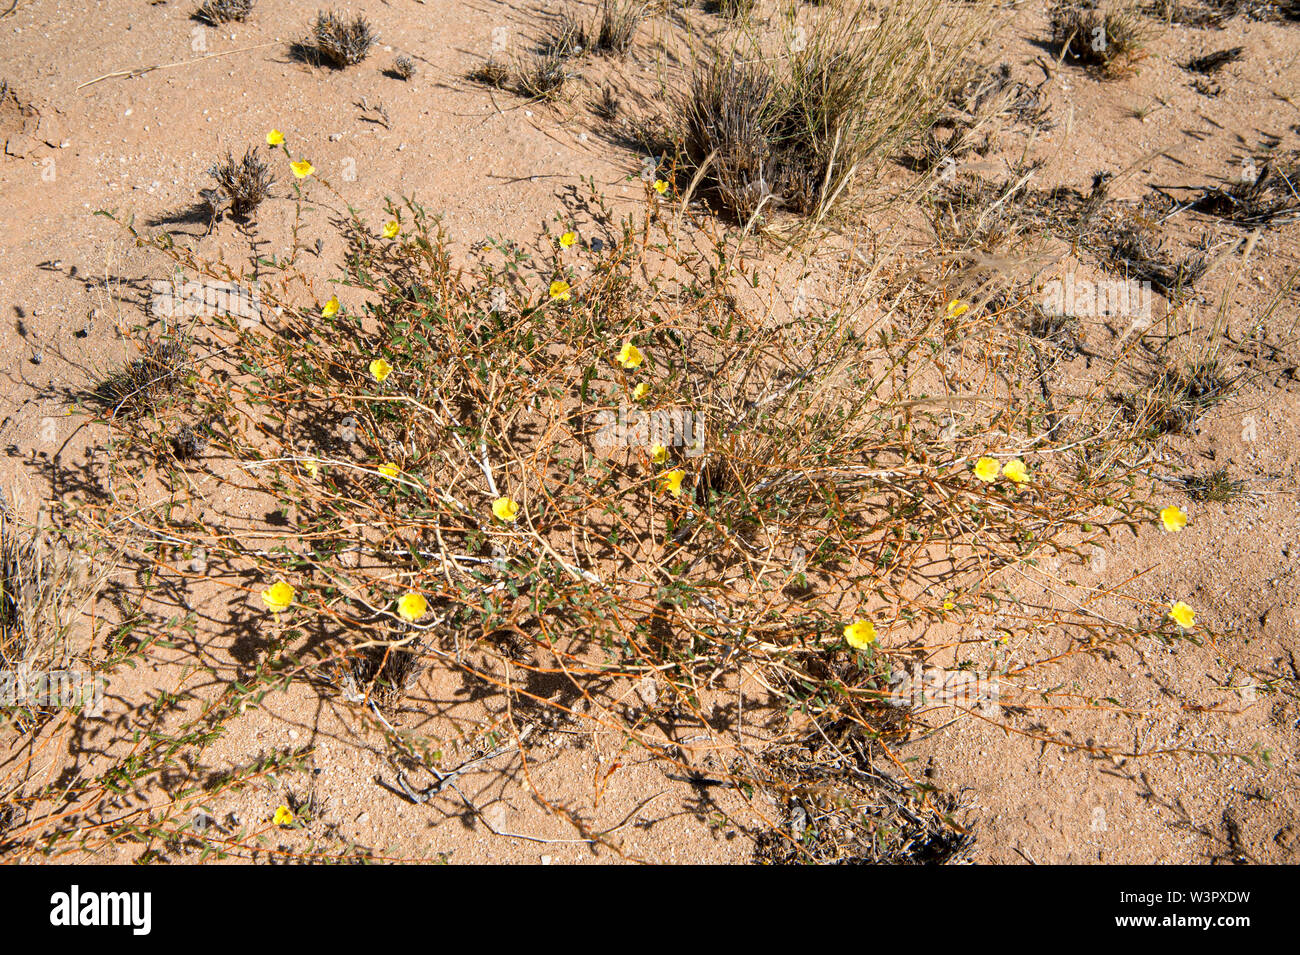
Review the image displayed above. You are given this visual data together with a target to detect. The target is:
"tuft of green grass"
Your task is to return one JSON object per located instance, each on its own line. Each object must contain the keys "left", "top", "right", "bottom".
{"left": 1121, "top": 360, "right": 1236, "bottom": 436}
{"left": 1181, "top": 467, "right": 1245, "bottom": 503}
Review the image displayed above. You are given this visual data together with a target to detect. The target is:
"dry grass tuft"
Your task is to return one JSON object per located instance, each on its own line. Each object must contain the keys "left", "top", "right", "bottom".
{"left": 92, "top": 337, "right": 191, "bottom": 417}
{"left": 208, "top": 147, "right": 274, "bottom": 218}
{"left": 390, "top": 54, "right": 417, "bottom": 80}
{"left": 305, "top": 10, "right": 376, "bottom": 68}
{"left": 1050, "top": 0, "right": 1151, "bottom": 76}
{"left": 679, "top": 0, "right": 987, "bottom": 223}
{"left": 1, "top": 503, "right": 110, "bottom": 732}
{"left": 193, "top": 0, "right": 254, "bottom": 25}
{"left": 1194, "top": 152, "right": 1300, "bottom": 226}
{"left": 544, "top": 1, "right": 645, "bottom": 58}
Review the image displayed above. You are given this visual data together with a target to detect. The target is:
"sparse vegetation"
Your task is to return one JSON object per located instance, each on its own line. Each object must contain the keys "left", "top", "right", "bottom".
{"left": 3, "top": 0, "right": 1294, "bottom": 870}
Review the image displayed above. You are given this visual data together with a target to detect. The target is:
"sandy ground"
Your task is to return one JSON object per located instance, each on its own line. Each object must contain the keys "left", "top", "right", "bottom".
{"left": 1, "top": 0, "right": 1298, "bottom": 863}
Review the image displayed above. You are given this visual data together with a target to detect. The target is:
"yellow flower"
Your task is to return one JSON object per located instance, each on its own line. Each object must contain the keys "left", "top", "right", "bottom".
{"left": 321, "top": 295, "right": 340, "bottom": 318}
{"left": 273, "top": 805, "right": 294, "bottom": 827}
{"left": 397, "top": 592, "right": 429, "bottom": 623}
{"left": 378, "top": 461, "right": 401, "bottom": 479}
{"left": 650, "top": 443, "right": 668, "bottom": 464}
{"left": 843, "top": 619, "right": 876, "bottom": 650}
{"left": 381, "top": 220, "right": 400, "bottom": 239}
{"left": 369, "top": 358, "right": 392, "bottom": 382}
{"left": 559, "top": 231, "right": 577, "bottom": 248}
{"left": 549, "top": 280, "right": 572, "bottom": 301}
{"left": 653, "top": 179, "right": 669, "bottom": 195}
{"left": 1160, "top": 505, "right": 1187, "bottom": 532}
{"left": 1002, "top": 458, "right": 1029, "bottom": 484}
{"left": 659, "top": 469, "right": 686, "bottom": 498}
{"left": 301, "top": 459, "right": 319, "bottom": 479}
{"left": 261, "top": 580, "right": 295, "bottom": 613}
{"left": 633, "top": 382, "right": 650, "bottom": 401}
{"left": 1168, "top": 601, "right": 1196, "bottom": 630}
{"left": 946, "top": 299, "right": 970, "bottom": 318}
{"left": 942, "top": 593, "right": 956, "bottom": 611}
{"left": 492, "top": 496, "right": 520, "bottom": 522}
{"left": 616, "top": 343, "right": 643, "bottom": 369}
{"left": 290, "top": 159, "right": 315, "bottom": 179}
{"left": 266, "top": 129, "right": 285, "bottom": 146}
{"left": 973, "top": 457, "right": 1000, "bottom": 482}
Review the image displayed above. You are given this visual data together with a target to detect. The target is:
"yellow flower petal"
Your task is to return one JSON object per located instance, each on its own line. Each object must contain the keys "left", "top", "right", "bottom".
{"left": 321, "top": 295, "right": 340, "bottom": 318}
{"left": 290, "top": 159, "right": 315, "bottom": 179}
{"left": 1160, "top": 505, "right": 1187, "bottom": 533}
{"left": 843, "top": 619, "right": 876, "bottom": 650}
{"left": 492, "top": 496, "right": 520, "bottom": 522}
{"left": 273, "top": 805, "right": 294, "bottom": 826}
{"left": 633, "top": 382, "right": 650, "bottom": 401}
{"left": 659, "top": 469, "right": 686, "bottom": 498}
{"left": 1002, "top": 458, "right": 1029, "bottom": 484}
{"left": 650, "top": 443, "right": 668, "bottom": 464}
{"left": 378, "top": 461, "right": 400, "bottom": 479}
{"left": 381, "top": 220, "right": 400, "bottom": 239}
{"left": 946, "top": 299, "right": 970, "bottom": 318}
{"left": 397, "top": 592, "right": 429, "bottom": 623}
{"left": 616, "top": 343, "right": 643, "bottom": 369}
{"left": 261, "top": 580, "right": 295, "bottom": 613}
{"left": 266, "top": 129, "right": 285, "bottom": 146}
{"left": 1168, "top": 601, "right": 1196, "bottom": 630}
{"left": 369, "top": 358, "right": 392, "bottom": 382}
{"left": 973, "top": 457, "right": 1000, "bottom": 482}
{"left": 559, "top": 231, "right": 577, "bottom": 248}
{"left": 549, "top": 280, "right": 572, "bottom": 301}
{"left": 653, "top": 179, "right": 669, "bottom": 195}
